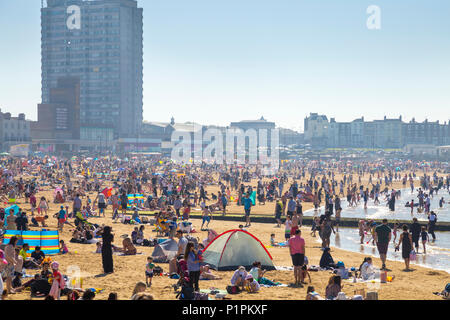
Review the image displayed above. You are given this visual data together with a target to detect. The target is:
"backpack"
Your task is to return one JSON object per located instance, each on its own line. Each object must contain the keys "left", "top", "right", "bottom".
{"left": 177, "top": 285, "right": 195, "bottom": 300}
{"left": 226, "top": 285, "right": 241, "bottom": 295}
{"left": 153, "top": 266, "right": 163, "bottom": 275}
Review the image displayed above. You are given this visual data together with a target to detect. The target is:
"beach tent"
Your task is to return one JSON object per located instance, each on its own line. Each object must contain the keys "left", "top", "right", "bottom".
{"left": 3, "top": 205, "right": 20, "bottom": 227}
{"left": 151, "top": 239, "right": 178, "bottom": 263}
{"left": 202, "top": 229, "right": 275, "bottom": 271}
{"left": 3, "top": 230, "right": 60, "bottom": 255}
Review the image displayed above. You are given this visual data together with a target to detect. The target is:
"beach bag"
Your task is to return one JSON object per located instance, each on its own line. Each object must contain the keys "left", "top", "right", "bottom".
{"left": 226, "top": 285, "right": 241, "bottom": 295}
{"left": 177, "top": 285, "right": 195, "bottom": 300}
{"left": 409, "top": 250, "right": 417, "bottom": 261}
{"left": 194, "top": 292, "right": 209, "bottom": 300}
{"left": 153, "top": 266, "right": 163, "bottom": 275}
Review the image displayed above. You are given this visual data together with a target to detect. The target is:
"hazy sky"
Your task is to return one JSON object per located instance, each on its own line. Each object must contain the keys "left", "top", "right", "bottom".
{"left": 0, "top": 0, "right": 449, "bottom": 131}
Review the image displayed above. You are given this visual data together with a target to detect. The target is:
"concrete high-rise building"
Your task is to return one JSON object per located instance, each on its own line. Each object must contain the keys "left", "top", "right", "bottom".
{"left": 41, "top": 0, "right": 143, "bottom": 140}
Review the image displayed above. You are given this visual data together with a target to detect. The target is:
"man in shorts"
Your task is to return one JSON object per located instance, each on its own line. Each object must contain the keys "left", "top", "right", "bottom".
{"left": 288, "top": 229, "right": 305, "bottom": 287}
{"left": 374, "top": 219, "right": 391, "bottom": 270}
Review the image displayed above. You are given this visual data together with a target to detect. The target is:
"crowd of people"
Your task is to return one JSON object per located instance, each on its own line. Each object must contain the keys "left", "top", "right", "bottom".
{"left": 0, "top": 155, "right": 449, "bottom": 300}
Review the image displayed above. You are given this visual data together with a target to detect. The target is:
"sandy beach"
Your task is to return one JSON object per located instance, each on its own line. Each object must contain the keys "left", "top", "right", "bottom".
{"left": 4, "top": 172, "right": 449, "bottom": 300}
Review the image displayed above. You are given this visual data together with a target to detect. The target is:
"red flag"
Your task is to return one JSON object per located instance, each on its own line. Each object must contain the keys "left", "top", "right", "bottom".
{"left": 101, "top": 188, "right": 113, "bottom": 198}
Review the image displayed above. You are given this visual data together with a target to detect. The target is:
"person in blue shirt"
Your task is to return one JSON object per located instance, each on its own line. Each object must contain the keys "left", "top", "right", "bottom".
{"left": 185, "top": 242, "right": 201, "bottom": 292}
{"left": 221, "top": 193, "right": 228, "bottom": 216}
{"left": 55, "top": 206, "right": 66, "bottom": 231}
{"left": 243, "top": 193, "right": 253, "bottom": 227}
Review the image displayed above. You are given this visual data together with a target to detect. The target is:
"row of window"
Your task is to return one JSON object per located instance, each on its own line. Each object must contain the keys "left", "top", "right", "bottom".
{"left": 44, "top": 29, "right": 120, "bottom": 38}
{"left": 43, "top": 22, "right": 121, "bottom": 31}
{"left": 43, "top": 37, "right": 121, "bottom": 45}
{"left": 2, "top": 122, "right": 29, "bottom": 129}
{"left": 44, "top": 44, "right": 121, "bottom": 51}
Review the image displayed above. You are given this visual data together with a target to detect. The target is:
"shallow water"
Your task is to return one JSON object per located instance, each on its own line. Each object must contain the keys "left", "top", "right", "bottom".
{"left": 324, "top": 227, "right": 450, "bottom": 273}
{"left": 304, "top": 188, "right": 450, "bottom": 222}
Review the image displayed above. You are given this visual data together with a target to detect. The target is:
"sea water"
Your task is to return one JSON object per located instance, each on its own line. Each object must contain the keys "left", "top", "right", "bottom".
{"left": 323, "top": 227, "right": 450, "bottom": 274}
{"left": 304, "top": 188, "right": 450, "bottom": 222}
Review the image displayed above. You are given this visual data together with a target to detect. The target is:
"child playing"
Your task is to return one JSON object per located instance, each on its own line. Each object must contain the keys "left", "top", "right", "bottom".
{"left": 49, "top": 261, "right": 65, "bottom": 300}
{"left": 95, "top": 242, "right": 102, "bottom": 253}
{"left": 270, "top": 234, "right": 281, "bottom": 247}
{"left": 393, "top": 223, "right": 400, "bottom": 244}
{"left": 311, "top": 217, "right": 319, "bottom": 237}
{"left": 285, "top": 216, "right": 292, "bottom": 241}
{"left": 145, "top": 257, "right": 155, "bottom": 288}
{"left": 301, "top": 265, "right": 311, "bottom": 284}
{"left": 59, "top": 240, "right": 68, "bottom": 254}
{"left": 201, "top": 205, "right": 212, "bottom": 230}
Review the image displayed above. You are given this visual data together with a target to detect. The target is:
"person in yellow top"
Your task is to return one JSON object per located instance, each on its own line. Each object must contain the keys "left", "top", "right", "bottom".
{"left": 20, "top": 244, "right": 39, "bottom": 269}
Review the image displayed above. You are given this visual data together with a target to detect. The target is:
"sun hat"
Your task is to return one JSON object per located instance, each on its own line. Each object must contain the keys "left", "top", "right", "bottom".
{"left": 245, "top": 274, "right": 253, "bottom": 280}
{"left": 336, "top": 261, "right": 345, "bottom": 268}
{"left": 51, "top": 261, "right": 59, "bottom": 269}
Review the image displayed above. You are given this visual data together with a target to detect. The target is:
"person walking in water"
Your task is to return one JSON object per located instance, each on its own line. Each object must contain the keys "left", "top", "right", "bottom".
{"left": 396, "top": 225, "right": 413, "bottom": 271}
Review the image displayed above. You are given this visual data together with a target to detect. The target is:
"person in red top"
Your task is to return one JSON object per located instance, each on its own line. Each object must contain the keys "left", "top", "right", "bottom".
{"left": 29, "top": 193, "right": 37, "bottom": 215}
{"left": 288, "top": 229, "right": 306, "bottom": 287}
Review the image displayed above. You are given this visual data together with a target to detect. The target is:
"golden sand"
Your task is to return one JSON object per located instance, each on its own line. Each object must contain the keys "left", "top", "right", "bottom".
{"left": 4, "top": 173, "right": 449, "bottom": 300}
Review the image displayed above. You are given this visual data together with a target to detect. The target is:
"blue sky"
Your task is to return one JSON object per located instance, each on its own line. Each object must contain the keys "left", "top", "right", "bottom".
{"left": 0, "top": 0, "right": 449, "bottom": 131}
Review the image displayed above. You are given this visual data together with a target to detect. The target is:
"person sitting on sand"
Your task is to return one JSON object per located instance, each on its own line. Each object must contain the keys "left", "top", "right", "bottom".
{"left": 59, "top": 240, "right": 68, "bottom": 254}
{"left": 131, "top": 292, "right": 154, "bottom": 300}
{"left": 199, "top": 264, "right": 221, "bottom": 280}
{"left": 131, "top": 282, "right": 147, "bottom": 299}
{"left": 55, "top": 191, "right": 64, "bottom": 204}
{"left": 270, "top": 234, "right": 282, "bottom": 247}
{"left": 230, "top": 266, "right": 247, "bottom": 291}
{"left": 306, "top": 286, "right": 324, "bottom": 300}
{"left": 95, "top": 242, "right": 102, "bottom": 254}
{"left": 249, "top": 261, "right": 268, "bottom": 284}
{"left": 122, "top": 237, "right": 137, "bottom": 255}
{"left": 131, "top": 227, "right": 139, "bottom": 244}
{"left": 359, "top": 257, "right": 375, "bottom": 280}
{"left": 325, "top": 275, "right": 343, "bottom": 300}
{"left": 244, "top": 274, "right": 260, "bottom": 293}
{"left": 30, "top": 246, "right": 46, "bottom": 265}
{"left": 319, "top": 247, "right": 336, "bottom": 270}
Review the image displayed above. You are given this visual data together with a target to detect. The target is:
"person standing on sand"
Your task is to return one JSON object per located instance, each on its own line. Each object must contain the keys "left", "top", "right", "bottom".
{"left": 102, "top": 226, "right": 114, "bottom": 274}
{"left": 374, "top": 219, "right": 391, "bottom": 270}
{"left": 72, "top": 194, "right": 82, "bottom": 219}
{"left": 291, "top": 213, "right": 299, "bottom": 236}
{"left": 243, "top": 193, "right": 253, "bottom": 227}
{"left": 288, "top": 229, "right": 305, "bottom": 287}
